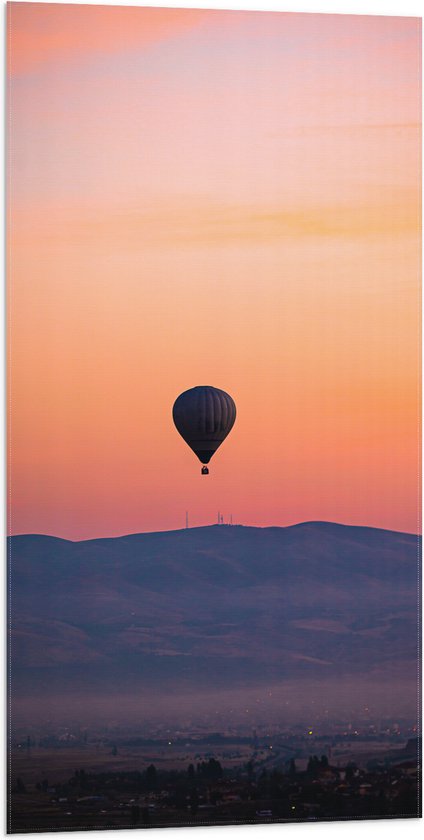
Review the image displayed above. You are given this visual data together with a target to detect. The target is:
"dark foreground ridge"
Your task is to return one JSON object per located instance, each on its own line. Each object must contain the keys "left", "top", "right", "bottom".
{"left": 9, "top": 521, "right": 420, "bottom": 693}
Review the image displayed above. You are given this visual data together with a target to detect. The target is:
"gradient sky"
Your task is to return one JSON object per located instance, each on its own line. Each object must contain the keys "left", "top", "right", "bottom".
{"left": 8, "top": 3, "right": 421, "bottom": 539}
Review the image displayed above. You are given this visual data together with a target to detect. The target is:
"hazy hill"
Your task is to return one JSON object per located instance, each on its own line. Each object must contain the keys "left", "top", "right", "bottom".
{"left": 9, "top": 522, "right": 420, "bottom": 706}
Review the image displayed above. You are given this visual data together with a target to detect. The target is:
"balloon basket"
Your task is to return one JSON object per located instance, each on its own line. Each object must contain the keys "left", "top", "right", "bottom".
{"left": 201, "top": 466, "right": 209, "bottom": 475}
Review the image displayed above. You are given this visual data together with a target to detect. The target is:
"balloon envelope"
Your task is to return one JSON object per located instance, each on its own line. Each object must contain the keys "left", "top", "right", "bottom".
{"left": 172, "top": 386, "right": 236, "bottom": 465}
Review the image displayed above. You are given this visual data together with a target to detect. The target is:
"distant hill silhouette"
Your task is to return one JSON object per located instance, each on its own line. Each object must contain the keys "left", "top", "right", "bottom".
{"left": 9, "top": 522, "right": 420, "bottom": 701}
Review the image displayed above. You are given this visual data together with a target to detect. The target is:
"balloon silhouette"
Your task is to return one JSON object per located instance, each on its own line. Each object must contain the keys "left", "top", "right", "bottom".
{"left": 172, "top": 386, "right": 236, "bottom": 474}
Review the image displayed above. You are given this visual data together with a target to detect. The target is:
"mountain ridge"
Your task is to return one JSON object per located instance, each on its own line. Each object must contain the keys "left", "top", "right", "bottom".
{"left": 9, "top": 521, "right": 420, "bottom": 712}
{"left": 8, "top": 520, "right": 421, "bottom": 545}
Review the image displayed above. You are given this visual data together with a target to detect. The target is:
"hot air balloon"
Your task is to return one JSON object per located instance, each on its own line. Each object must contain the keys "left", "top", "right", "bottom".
{"left": 172, "top": 386, "right": 236, "bottom": 474}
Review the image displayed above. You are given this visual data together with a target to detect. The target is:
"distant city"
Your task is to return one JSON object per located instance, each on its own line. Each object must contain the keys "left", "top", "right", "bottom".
{"left": 11, "top": 715, "right": 420, "bottom": 831}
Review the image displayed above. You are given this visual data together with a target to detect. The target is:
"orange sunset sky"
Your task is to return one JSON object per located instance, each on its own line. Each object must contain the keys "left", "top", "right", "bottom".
{"left": 8, "top": 2, "right": 421, "bottom": 539}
